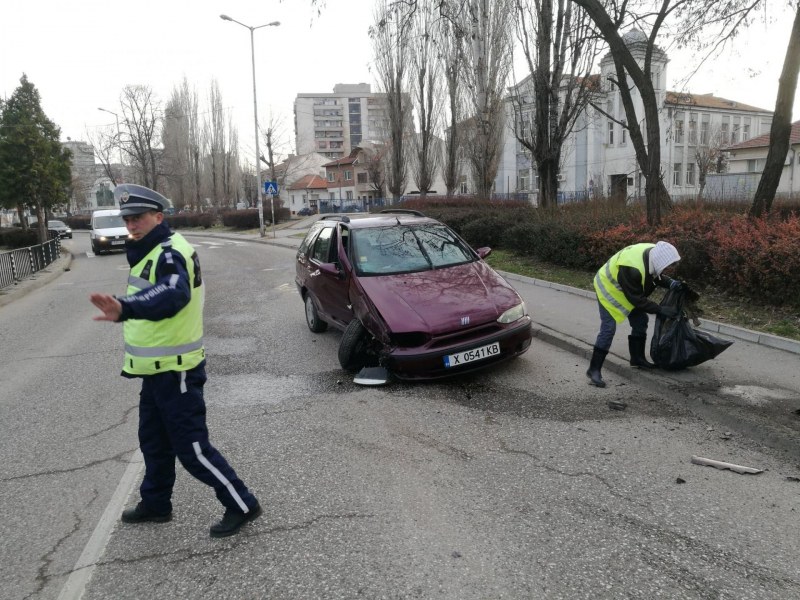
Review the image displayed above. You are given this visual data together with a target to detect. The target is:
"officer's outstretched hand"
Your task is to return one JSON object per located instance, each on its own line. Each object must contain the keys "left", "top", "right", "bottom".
{"left": 90, "top": 293, "right": 122, "bottom": 322}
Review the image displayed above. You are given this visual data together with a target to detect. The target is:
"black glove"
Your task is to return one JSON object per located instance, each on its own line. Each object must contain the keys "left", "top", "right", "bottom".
{"left": 659, "top": 306, "right": 680, "bottom": 319}
{"left": 683, "top": 285, "right": 700, "bottom": 302}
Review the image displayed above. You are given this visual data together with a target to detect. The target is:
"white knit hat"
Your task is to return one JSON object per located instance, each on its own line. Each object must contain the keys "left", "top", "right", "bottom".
{"left": 648, "top": 241, "right": 680, "bottom": 276}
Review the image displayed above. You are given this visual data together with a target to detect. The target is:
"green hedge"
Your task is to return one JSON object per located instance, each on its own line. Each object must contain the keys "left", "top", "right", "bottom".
{"left": 403, "top": 197, "right": 800, "bottom": 309}
{"left": 0, "top": 228, "right": 39, "bottom": 249}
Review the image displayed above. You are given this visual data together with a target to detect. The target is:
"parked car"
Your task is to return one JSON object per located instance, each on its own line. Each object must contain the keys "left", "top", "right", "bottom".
{"left": 297, "top": 207, "right": 317, "bottom": 216}
{"left": 295, "top": 210, "right": 533, "bottom": 380}
{"left": 47, "top": 220, "right": 72, "bottom": 239}
{"left": 90, "top": 209, "right": 131, "bottom": 254}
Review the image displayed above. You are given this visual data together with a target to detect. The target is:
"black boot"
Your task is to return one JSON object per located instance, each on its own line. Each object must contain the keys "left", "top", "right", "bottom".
{"left": 586, "top": 347, "right": 608, "bottom": 388}
{"left": 628, "top": 335, "right": 656, "bottom": 369}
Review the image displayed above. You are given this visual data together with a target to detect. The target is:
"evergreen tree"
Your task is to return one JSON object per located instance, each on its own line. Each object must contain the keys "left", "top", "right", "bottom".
{"left": 0, "top": 74, "right": 72, "bottom": 242}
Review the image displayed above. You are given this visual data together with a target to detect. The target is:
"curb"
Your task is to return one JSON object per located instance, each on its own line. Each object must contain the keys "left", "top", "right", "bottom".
{"left": 501, "top": 271, "right": 800, "bottom": 356}
{"left": 0, "top": 251, "right": 73, "bottom": 309}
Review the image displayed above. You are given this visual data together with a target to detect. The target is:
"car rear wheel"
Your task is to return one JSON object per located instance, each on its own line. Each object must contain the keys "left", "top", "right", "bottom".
{"left": 338, "top": 319, "right": 372, "bottom": 372}
{"left": 304, "top": 294, "right": 328, "bottom": 333}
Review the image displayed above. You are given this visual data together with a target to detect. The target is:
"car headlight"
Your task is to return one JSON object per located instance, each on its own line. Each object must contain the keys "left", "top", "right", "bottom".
{"left": 497, "top": 302, "right": 527, "bottom": 324}
{"left": 99, "top": 236, "right": 107, "bottom": 241}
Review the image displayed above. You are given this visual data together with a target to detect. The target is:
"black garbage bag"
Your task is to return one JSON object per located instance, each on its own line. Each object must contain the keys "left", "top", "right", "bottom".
{"left": 650, "top": 287, "right": 733, "bottom": 370}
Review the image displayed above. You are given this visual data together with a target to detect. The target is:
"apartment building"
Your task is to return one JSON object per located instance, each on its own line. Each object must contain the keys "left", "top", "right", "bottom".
{"left": 294, "top": 83, "right": 390, "bottom": 160}
{"left": 500, "top": 29, "right": 774, "bottom": 204}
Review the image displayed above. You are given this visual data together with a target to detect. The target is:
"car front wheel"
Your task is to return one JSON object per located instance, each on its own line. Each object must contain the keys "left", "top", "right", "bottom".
{"left": 338, "top": 319, "right": 373, "bottom": 372}
{"left": 304, "top": 294, "right": 328, "bottom": 333}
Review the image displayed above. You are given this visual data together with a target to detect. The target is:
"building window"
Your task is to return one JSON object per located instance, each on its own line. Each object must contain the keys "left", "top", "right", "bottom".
{"left": 346, "top": 191, "right": 353, "bottom": 200}
{"left": 721, "top": 120, "right": 730, "bottom": 145}
{"left": 357, "top": 172, "right": 368, "bottom": 184}
{"left": 688, "top": 119, "right": 697, "bottom": 145}
{"left": 327, "top": 172, "right": 335, "bottom": 183}
{"left": 607, "top": 121, "right": 614, "bottom": 145}
{"left": 344, "top": 170, "right": 352, "bottom": 181}
{"left": 621, "top": 121, "right": 627, "bottom": 145}
{"left": 732, "top": 117, "right": 741, "bottom": 144}
{"left": 674, "top": 115, "right": 684, "bottom": 144}
{"left": 742, "top": 117, "right": 751, "bottom": 141}
{"left": 517, "top": 169, "right": 529, "bottom": 191}
{"left": 686, "top": 162, "right": 696, "bottom": 185}
{"left": 700, "top": 116, "right": 710, "bottom": 145}
{"left": 673, "top": 163, "right": 683, "bottom": 186}
{"left": 459, "top": 176, "right": 468, "bottom": 194}
{"left": 318, "top": 141, "right": 328, "bottom": 149}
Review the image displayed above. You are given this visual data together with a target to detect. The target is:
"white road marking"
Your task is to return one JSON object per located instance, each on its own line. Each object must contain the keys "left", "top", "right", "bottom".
{"left": 56, "top": 450, "right": 144, "bottom": 600}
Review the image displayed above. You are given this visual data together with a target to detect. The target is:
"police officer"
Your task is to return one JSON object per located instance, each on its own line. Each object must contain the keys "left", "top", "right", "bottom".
{"left": 90, "top": 184, "right": 261, "bottom": 538}
{"left": 587, "top": 241, "right": 682, "bottom": 388}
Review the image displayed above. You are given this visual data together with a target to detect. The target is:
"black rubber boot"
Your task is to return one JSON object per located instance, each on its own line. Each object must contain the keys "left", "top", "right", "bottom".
{"left": 586, "top": 347, "right": 608, "bottom": 388}
{"left": 628, "top": 335, "right": 656, "bottom": 369}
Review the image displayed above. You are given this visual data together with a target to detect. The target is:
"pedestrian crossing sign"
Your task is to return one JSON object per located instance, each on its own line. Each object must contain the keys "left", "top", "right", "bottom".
{"left": 264, "top": 181, "right": 279, "bottom": 195}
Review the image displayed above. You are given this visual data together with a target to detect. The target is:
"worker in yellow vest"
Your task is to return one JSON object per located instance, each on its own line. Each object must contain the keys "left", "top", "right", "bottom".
{"left": 588, "top": 241, "right": 682, "bottom": 387}
{"left": 90, "top": 184, "right": 261, "bottom": 538}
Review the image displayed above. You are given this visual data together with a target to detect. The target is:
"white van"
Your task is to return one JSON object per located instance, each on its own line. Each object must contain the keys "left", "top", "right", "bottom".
{"left": 90, "top": 209, "right": 131, "bottom": 254}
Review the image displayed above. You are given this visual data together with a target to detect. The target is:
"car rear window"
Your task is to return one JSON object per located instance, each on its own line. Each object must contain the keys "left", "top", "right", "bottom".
{"left": 48, "top": 220, "right": 66, "bottom": 227}
{"left": 352, "top": 224, "right": 474, "bottom": 275}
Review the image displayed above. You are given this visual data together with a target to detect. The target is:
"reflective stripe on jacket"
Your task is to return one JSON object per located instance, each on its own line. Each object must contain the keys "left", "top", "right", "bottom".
{"left": 122, "top": 233, "right": 204, "bottom": 375}
{"left": 593, "top": 243, "right": 654, "bottom": 323}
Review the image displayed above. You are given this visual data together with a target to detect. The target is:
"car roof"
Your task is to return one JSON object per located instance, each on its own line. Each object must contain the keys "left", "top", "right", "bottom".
{"left": 319, "top": 211, "right": 441, "bottom": 230}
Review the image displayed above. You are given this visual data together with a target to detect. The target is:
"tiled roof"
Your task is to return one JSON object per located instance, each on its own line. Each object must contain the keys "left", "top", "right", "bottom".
{"left": 322, "top": 155, "right": 357, "bottom": 167}
{"left": 726, "top": 120, "right": 800, "bottom": 151}
{"left": 665, "top": 91, "right": 772, "bottom": 114}
{"left": 287, "top": 174, "right": 328, "bottom": 191}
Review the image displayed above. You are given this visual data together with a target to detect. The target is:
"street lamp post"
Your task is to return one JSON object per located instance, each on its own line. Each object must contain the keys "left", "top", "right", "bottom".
{"left": 220, "top": 14, "right": 280, "bottom": 238}
{"left": 97, "top": 107, "right": 124, "bottom": 182}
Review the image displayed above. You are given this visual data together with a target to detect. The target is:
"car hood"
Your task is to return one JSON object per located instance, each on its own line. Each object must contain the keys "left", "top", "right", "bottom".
{"left": 94, "top": 226, "right": 129, "bottom": 237}
{"left": 357, "top": 261, "right": 522, "bottom": 334}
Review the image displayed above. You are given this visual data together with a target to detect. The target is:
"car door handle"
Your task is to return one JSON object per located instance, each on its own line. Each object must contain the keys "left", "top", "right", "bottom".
{"left": 310, "top": 269, "right": 320, "bottom": 277}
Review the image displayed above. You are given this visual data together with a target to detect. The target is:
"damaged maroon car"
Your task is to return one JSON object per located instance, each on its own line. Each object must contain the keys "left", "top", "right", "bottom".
{"left": 295, "top": 210, "right": 533, "bottom": 380}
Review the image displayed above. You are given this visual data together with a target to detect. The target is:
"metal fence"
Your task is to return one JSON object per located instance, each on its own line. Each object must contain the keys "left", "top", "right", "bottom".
{"left": 0, "top": 238, "right": 61, "bottom": 290}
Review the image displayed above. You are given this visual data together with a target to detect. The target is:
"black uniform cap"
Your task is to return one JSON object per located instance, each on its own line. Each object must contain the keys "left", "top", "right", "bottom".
{"left": 115, "top": 184, "right": 168, "bottom": 216}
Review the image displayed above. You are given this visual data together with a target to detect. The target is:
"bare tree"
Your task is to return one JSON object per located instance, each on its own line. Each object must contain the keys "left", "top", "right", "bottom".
{"left": 437, "top": 12, "right": 469, "bottom": 197}
{"left": 361, "top": 141, "right": 388, "bottom": 199}
{"left": 409, "top": 2, "right": 444, "bottom": 198}
{"left": 224, "top": 116, "right": 240, "bottom": 207}
{"left": 86, "top": 125, "right": 123, "bottom": 185}
{"left": 259, "top": 111, "right": 292, "bottom": 214}
{"left": 512, "top": 0, "right": 600, "bottom": 208}
{"left": 693, "top": 124, "right": 727, "bottom": 202}
{"left": 749, "top": 5, "right": 800, "bottom": 217}
{"left": 119, "top": 85, "right": 162, "bottom": 190}
{"left": 205, "top": 80, "right": 226, "bottom": 207}
{"left": 463, "top": 0, "right": 515, "bottom": 199}
{"left": 371, "top": 0, "right": 412, "bottom": 200}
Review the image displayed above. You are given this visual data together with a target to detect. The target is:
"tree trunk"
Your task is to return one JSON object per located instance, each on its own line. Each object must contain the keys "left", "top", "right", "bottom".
{"left": 750, "top": 6, "right": 800, "bottom": 218}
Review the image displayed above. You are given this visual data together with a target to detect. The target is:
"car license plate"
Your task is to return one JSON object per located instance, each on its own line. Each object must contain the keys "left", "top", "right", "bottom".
{"left": 444, "top": 342, "right": 501, "bottom": 368}
{"left": 111, "top": 240, "right": 125, "bottom": 245}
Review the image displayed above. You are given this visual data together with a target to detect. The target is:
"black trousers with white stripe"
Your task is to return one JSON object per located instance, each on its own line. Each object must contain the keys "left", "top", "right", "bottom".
{"left": 136, "top": 362, "right": 258, "bottom": 516}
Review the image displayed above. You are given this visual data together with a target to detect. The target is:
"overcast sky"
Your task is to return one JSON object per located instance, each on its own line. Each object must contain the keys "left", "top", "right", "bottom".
{"left": 1, "top": 0, "right": 796, "bottom": 165}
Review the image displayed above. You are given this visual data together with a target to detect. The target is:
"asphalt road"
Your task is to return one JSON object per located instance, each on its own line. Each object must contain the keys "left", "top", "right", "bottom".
{"left": 1, "top": 233, "right": 798, "bottom": 599}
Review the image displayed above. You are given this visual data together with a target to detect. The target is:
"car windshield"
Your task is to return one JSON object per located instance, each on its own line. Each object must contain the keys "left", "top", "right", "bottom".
{"left": 48, "top": 220, "right": 66, "bottom": 227}
{"left": 352, "top": 224, "right": 475, "bottom": 276}
{"left": 94, "top": 215, "right": 125, "bottom": 229}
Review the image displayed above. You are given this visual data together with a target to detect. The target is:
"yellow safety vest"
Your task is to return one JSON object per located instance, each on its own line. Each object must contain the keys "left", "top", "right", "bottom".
{"left": 122, "top": 233, "right": 205, "bottom": 375}
{"left": 593, "top": 243, "right": 654, "bottom": 323}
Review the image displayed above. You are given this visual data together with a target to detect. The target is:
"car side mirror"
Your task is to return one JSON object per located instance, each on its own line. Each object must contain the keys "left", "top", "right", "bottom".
{"left": 476, "top": 247, "right": 492, "bottom": 259}
{"left": 319, "top": 263, "right": 344, "bottom": 279}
